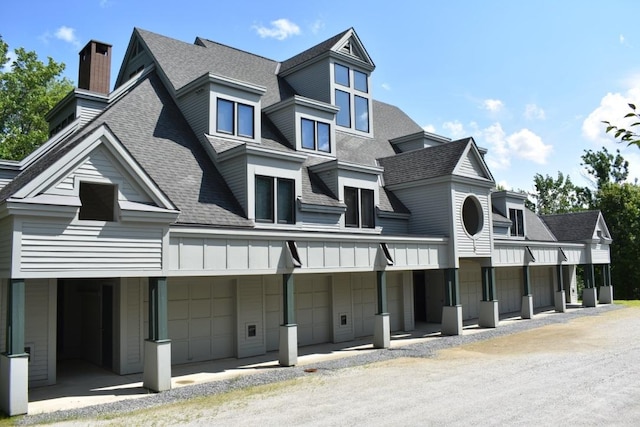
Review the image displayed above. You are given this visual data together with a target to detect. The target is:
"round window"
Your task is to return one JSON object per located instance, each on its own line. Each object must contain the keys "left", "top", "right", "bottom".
{"left": 462, "top": 196, "right": 483, "bottom": 236}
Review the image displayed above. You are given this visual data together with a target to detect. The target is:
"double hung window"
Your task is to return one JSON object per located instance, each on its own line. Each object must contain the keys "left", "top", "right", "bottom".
{"left": 217, "top": 98, "right": 254, "bottom": 138}
{"left": 344, "top": 187, "right": 374, "bottom": 228}
{"left": 509, "top": 208, "right": 524, "bottom": 237}
{"left": 255, "top": 176, "right": 295, "bottom": 224}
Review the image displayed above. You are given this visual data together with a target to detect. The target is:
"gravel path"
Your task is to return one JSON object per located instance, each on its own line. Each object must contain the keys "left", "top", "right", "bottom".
{"left": 17, "top": 304, "right": 638, "bottom": 426}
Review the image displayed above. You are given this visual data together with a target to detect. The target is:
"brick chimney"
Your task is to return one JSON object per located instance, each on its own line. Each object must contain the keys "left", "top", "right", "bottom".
{"left": 78, "top": 40, "right": 112, "bottom": 94}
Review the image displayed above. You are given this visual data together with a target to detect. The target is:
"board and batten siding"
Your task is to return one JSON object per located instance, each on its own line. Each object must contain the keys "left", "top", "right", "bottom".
{"left": 50, "top": 145, "right": 153, "bottom": 203}
{"left": 170, "top": 234, "right": 447, "bottom": 275}
{"left": 453, "top": 184, "right": 491, "bottom": 257}
{"left": 493, "top": 242, "right": 586, "bottom": 267}
{"left": 19, "top": 220, "right": 163, "bottom": 274}
{"left": 177, "top": 86, "right": 210, "bottom": 138}
{"left": 393, "top": 183, "right": 450, "bottom": 236}
{"left": 284, "top": 60, "right": 331, "bottom": 103}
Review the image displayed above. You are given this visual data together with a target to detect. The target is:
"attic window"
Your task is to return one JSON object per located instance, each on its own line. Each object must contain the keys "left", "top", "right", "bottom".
{"left": 509, "top": 208, "right": 524, "bottom": 237}
{"left": 79, "top": 182, "right": 116, "bottom": 221}
{"left": 341, "top": 41, "right": 353, "bottom": 55}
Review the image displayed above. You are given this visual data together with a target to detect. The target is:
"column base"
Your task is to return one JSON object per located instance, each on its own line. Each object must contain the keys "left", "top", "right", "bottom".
{"left": 143, "top": 340, "right": 172, "bottom": 392}
{"left": 0, "top": 354, "right": 29, "bottom": 416}
{"left": 442, "top": 305, "right": 463, "bottom": 335}
{"left": 583, "top": 287, "right": 598, "bottom": 307}
{"left": 479, "top": 300, "right": 499, "bottom": 328}
{"left": 373, "top": 313, "right": 390, "bottom": 349}
{"left": 279, "top": 324, "right": 298, "bottom": 366}
{"left": 521, "top": 295, "right": 534, "bottom": 319}
{"left": 599, "top": 286, "right": 613, "bottom": 304}
{"left": 554, "top": 290, "right": 566, "bottom": 313}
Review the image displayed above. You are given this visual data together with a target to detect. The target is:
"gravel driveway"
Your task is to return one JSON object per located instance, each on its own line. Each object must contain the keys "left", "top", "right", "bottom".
{"left": 18, "top": 304, "right": 640, "bottom": 426}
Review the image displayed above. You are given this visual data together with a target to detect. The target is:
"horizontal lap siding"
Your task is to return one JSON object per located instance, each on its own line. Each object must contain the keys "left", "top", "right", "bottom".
{"left": 21, "top": 222, "right": 163, "bottom": 272}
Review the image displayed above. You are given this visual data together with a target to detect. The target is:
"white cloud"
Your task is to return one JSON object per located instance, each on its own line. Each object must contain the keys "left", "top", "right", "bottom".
{"left": 253, "top": 19, "right": 301, "bottom": 40}
{"left": 442, "top": 120, "right": 466, "bottom": 138}
{"left": 479, "top": 123, "right": 551, "bottom": 169}
{"left": 620, "top": 34, "right": 626, "bottom": 45}
{"left": 582, "top": 85, "right": 640, "bottom": 143}
{"left": 507, "top": 128, "right": 552, "bottom": 164}
{"left": 381, "top": 83, "right": 391, "bottom": 91}
{"left": 482, "top": 99, "right": 504, "bottom": 112}
{"left": 422, "top": 124, "right": 436, "bottom": 133}
{"left": 524, "top": 103, "right": 546, "bottom": 120}
{"left": 55, "top": 26, "right": 81, "bottom": 48}
{"left": 310, "top": 20, "right": 324, "bottom": 34}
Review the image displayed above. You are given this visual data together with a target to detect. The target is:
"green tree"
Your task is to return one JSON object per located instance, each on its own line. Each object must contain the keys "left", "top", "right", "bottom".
{"left": 603, "top": 103, "right": 640, "bottom": 148}
{"left": 0, "top": 36, "right": 74, "bottom": 160}
{"left": 595, "top": 182, "right": 640, "bottom": 299}
{"left": 531, "top": 172, "right": 586, "bottom": 214}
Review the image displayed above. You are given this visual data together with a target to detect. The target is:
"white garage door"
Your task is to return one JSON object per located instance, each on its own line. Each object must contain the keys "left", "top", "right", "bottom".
{"left": 532, "top": 267, "right": 554, "bottom": 308}
{"left": 296, "top": 276, "right": 331, "bottom": 346}
{"left": 353, "top": 273, "right": 376, "bottom": 338}
{"left": 460, "top": 267, "right": 481, "bottom": 320}
{"left": 496, "top": 267, "right": 522, "bottom": 314}
{"left": 168, "top": 278, "right": 235, "bottom": 364}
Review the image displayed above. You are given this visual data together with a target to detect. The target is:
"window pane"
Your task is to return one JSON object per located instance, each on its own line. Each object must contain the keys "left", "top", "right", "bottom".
{"left": 509, "top": 209, "right": 517, "bottom": 236}
{"left": 317, "top": 122, "right": 330, "bottom": 152}
{"left": 237, "top": 103, "right": 254, "bottom": 138}
{"left": 344, "top": 187, "right": 359, "bottom": 227}
{"left": 79, "top": 182, "right": 115, "bottom": 221}
{"left": 334, "top": 63, "right": 349, "bottom": 87}
{"left": 336, "top": 90, "right": 351, "bottom": 127}
{"left": 277, "top": 179, "right": 295, "bottom": 224}
{"left": 301, "top": 118, "right": 315, "bottom": 150}
{"left": 516, "top": 209, "right": 524, "bottom": 236}
{"left": 355, "top": 95, "right": 369, "bottom": 132}
{"left": 255, "top": 176, "right": 274, "bottom": 222}
{"left": 354, "top": 70, "right": 368, "bottom": 93}
{"left": 360, "top": 189, "right": 374, "bottom": 228}
{"left": 217, "top": 99, "right": 234, "bottom": 134}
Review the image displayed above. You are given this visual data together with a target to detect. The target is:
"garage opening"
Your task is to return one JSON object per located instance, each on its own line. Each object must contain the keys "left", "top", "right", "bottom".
{"left": 57, "top": 278, "right": 116, "bottom": 371}
{"left": 413, "top": 270, "right": 444, "bottom": 324}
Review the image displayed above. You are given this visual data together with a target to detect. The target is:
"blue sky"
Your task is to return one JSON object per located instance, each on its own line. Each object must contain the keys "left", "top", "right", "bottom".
{"left": 3, "top": 0, "right": 640, "bottom": 192}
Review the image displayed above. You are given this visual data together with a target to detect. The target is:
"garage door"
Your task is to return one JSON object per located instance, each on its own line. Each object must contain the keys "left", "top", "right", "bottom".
{"left": 353, "top": 273, "right": 376, "bottom": 338}
{"left": 460, "top": 267, "right": 481, "bottom": 320}
{"left": 496, "top": 267, "right": 522, "bottom": 314}
{"left": 168, "top": 278, "right": 235, "bottom": 364}
{"left": 296, "top": 276, "right": 331, "bottom": 346}
{"left": 532, "top": 267, "right": 554, "bottom": 308}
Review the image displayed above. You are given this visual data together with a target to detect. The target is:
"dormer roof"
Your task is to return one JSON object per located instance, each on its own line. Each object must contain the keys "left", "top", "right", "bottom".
{"left": 541, "top": 210, "right": 611, "bottom": 243}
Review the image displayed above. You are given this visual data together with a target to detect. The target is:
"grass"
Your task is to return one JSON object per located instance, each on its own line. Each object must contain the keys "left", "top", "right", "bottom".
{"left": 614, "top": 300, "right": 640, "bottom": 307}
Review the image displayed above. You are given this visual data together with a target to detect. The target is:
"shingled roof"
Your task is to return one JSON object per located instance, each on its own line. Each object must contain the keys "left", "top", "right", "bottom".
{"left": 377, "top": 138, "right": 470, "bottom": 186}
{"left": 541, "top": 210, "right": 601, "bottom": 242}
{"left": 279, "top": 29, "right": 351, "bottom": 74}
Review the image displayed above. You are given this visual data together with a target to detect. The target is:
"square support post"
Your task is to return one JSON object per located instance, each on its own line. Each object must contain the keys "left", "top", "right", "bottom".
{"left": 479, "top": 267, "right": 499, "bottom": 328}
{"left": 598, "top": 264, "right": 613, "bottom": 304}
{"left": 554, "top": 265, "right": 566, "bottom": 313}
{"left": 374, "top": 271, "right": 390, "bottom": 348}
{"left": 143, "top": 277, "right": 171, "bottom": 392}
{"left": 279, "top": 273, "right": 298, "bottom": 366}
{"left": 442, "top": 268, "right": 462, "bottom": 335}
{"left": 582, "top": 264, "right": 597, "bottom": 307}
{"left": 521, "top": 266, "right": 534, "bottom": 319}
{"left": 1, "top": 279, "right": 29, "bottom": 416}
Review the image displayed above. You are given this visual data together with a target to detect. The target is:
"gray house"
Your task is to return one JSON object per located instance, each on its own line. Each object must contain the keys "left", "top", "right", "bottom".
{"left": 0, "top": 28, "right": 613, "bottom": 415}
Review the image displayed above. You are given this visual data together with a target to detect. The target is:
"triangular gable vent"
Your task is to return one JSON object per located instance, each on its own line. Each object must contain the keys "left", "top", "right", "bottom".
{"left": 453, "top": 141, "right": 494, "bottom": 182}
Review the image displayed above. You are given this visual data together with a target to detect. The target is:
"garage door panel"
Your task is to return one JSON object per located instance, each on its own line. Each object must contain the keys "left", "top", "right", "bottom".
{"left": 169, "top": 284, "right": 188, "bottom": 299}
{"left": 190, "top": 282, "right": 210, "bottom": 299}
{"left": 169, "top": 320, "right": 188, "bottom": 339}
{"left": 190, "top": 339, "right": 211, "bottom": 360}
{"left": 190, "top": 318, "right": 211, "bottom": 337}
{"left": 297, "top": 293, "right": 313, "bottom": 309}
{"left": 169, "top": 300, "right": 188, "bottom": 320}
{"left": 213, "top": 298, "right": 233, "bottom": 316}
{"left": 171, "top": 342, "right": 188, "bottom": 363}
{"left": 295, "top": 276, "right": 331, "bottom": 346}
{"left": 190, "top": 300, "right": 211, "bottom": 318}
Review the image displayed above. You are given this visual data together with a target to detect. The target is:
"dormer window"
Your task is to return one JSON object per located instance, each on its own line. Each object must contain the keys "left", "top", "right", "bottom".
{"left": 509, "top": 208, "right": 524, "bottom": 237}
{"left": 79, "top": 182, "right": 117, "bottom": 222}
{"left": 255, "top": 176, "right": 295, "bottom": 224}
{"left": 345, "top": 187, "right": 374, "bottom": 228}
{"left": 333, "top": 63, "right": 370, "bottom": 134}
{"left": 301, "top": 118, "right": 330, "bottom": 152}
{"left": 216, "top": 98, "right": 254, "bottom": 138}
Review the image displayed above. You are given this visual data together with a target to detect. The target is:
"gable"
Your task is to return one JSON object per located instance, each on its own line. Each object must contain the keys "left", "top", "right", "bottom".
{"left": 594, "top": 213, "right": 612, "bottom": 241}
{"left": 452, "top": 142, "right": 493, "bottom": 182}
{"left": 46, "top": 145, "right": 153, "bottom": 204}
{"left": 333, "top": 34, "right": 373, "bottom": 67}
{"left": 12, "top": 125, "right": 175, "bottom": 212}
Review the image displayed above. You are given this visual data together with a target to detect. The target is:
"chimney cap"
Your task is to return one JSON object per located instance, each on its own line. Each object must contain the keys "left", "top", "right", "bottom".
{"left": 79, "top": 40, "right": 113, "bottom": 54}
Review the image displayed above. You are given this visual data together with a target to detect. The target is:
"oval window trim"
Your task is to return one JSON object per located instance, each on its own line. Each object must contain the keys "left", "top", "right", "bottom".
{"left": 462, "top": 196, "right": 483, "bottom": 237}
